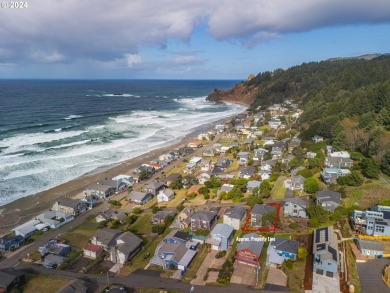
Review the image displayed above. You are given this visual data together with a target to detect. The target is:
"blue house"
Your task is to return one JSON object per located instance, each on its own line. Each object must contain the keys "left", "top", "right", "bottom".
{"left": 313, "top": 226, "right": 339, "bottom": 278}
{"left": 206, "top": 223, "right": 234, "bottom": 251}
{"left": 0, "top": 235, "right": 25, "bottom": 252}
{"left": 266, "top": 237, "right": 299, "bottom": 265}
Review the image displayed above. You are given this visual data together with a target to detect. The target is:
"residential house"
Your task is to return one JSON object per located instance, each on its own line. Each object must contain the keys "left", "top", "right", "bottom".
{"left": 250, "top": 204, "right": 277, "bottom": 228}
{"left": 271, "top": 141, "right": 286, "bottom": 157}
{"left": 190, "top": 210, "right": 218, "bottom": 231}
{"left": 215, "top": 124, "right": 226, "bottom": 132}
{"left": 329, "top": 151, "right": 350, "bottom": 158}
{"left": 210, "top": 167, "right": 225, "bottom": 175}
{"left": 112, "top": 174, "right": 135, "bottom": 188}
{"left": 220, "top": 146, "right": 231, "bottom": 154}
{"left": 283, "top": 197, "right": 307, "bottom": 218}
{"left": 150, "top": 241, "right": 197, "bottom": 270}
{"left": 324, "top": 156, "right": 353, "bottom": 168}
{"left": 267, "top": 237, "right": 299, "bottom": 266}
{"left": 202, "top": 148, "right": 215, "bottom": 157}
{"left": 151, "top": 211, "right": 176, "bottom": 225}
{"left": 36, "top": 210, "right": 74, "bottom": 229}
{"left": 269, "top": 119, "right": 282, "bottom": 129}
{"left": 312, "top": 135, "right": 324, "bottom": 143}
{"left": 215, "top": 157, "right": 232, "bottom": 168}
{"left": 128, "top": 191, "right": 153, "bottom": 205}
{"left": 237, "top": 152, "right": 250, "bottom": 166}
{"left": 95, "top": 210, "right": 127, "bottom": 224}
{"left": 90, "top": 228, "right": 142, "bottom": 265}
{"left": 162, "top": 173, "right": 182, "bottom": 186}
{"left": 259, "top": 170, "right": 271, "bottom": 181}
{"left": 238, "top": 166, "right": 256, "bottom": 179}
{"left": 52, "top": 199, "right": 87, "bottom": 216}
{"left": 223, "top": 206, "right": 247, "bottom": 230}
{"left": 235, "top": 233, "right": 263, "bottom": 267}
{"left": 157, "top": 188, "right": 175, "bottom": 203}
{"left": 197, "top": 173, "right": 211, "bottom": 185}
{"left": 178, "top": 207, "right": 195, "bottom": 229}
{"left": 83, "top": 183, "right": 116, "bottom": 200}
{"left": 0, "top": 235, "right": 25, "bottom": 252}
{"left": 316, "top": 190, "right": 342, "bottom": 212}
{"left": 144, "top": 181, "right": 165, "bottom": 196}
{"left": 200, "top": 159, "right": 213, "bottom": 172}
{"left": 0, "top": 269, "right": 25, "bottom": 292}
{"left": 321, "top": 168, "right": 351, "bottom": 184}
{"left": 206, "top": 224, "right": 234, "bottom": 251}
{"left": 355, "top": 239, "right": 384, "bottom": 257}
{"left": 351, "top": 205, "right": 390, "bottom": 236}
{"left": 217, "top": 184, "right": 234, "bottom": 196}
{"left": 261, "top": 160, "right": 277, "bottom": 172}
{"left": 101, "top": 179, "right": 127, "bottom": 192}
{"left": 306, "top": 152, "right": 317, "bottom": 159}
{"left": 246, "top": 180, "right": 261, "bottom": 193}
{"left": 12, "top": 219, "right": 40, "bottom": 238}
{"left": 283, "top": 175, "right": 305, "bottom": 192}
{"left": 159, "top": 153, "right": 174, "bottom": 161}
{"left": 253, "top": 148, "right": 268, "bottom": 161}
{"left": 212, "top": 143, "right": 222, "bottom": 151}
{"left": 326, "top": 145, "right": 334, "bottom": 154}
{"left": 57, "top": 281, "right": 88, "bottom": 293}
{"left": 187, "top": 140, "right": 203, "bottom": 148}
{"left": 313, "top": 226, "right": 339, "bottom": 278}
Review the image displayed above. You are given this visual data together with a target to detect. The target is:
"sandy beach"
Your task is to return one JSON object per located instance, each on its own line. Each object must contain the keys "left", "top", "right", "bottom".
{"left": 0, "top": 114, "right": 245, "bottom": 235}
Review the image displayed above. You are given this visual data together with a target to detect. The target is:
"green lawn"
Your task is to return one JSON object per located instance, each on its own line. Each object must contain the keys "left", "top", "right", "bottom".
{"left": 60, "top": 222, "right": 99, "bottom": 249}
{"left": 23, "top": 275, "right": 71, "bottom": 293}
{"left": 130, "top": 213, "right": 153, "bottom": 234}
{"left": 282, "top": 259, "right": 306, "bottom": 293}
{"left": 344, "top": 189, "right": 363, "bottom": 208}
{"left": 271, "top": 176, "right": 287, "bottom": 200}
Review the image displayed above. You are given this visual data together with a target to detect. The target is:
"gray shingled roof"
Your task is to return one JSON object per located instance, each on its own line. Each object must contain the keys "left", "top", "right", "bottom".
{"left": 224, "top": 206, "right": 247, "bottom": 220}
{"left": 94, "top": 228, "right": 122, "bottom": 246}
{"left": 191, "top": 211, "right": 217, "bottom": 222}
{"left": 251, "top": 204, "right": 276, "bottom": 216}
{"left": 236, "top": 233, "right": 264, "bottom": 257}
{"left": 357, "top": 239, "right": 384, "bottom": 252}
{"left": 115, "top": 231, "right": 142, "bottom": 256}
{"left": 128, "top": 190, "right": 150, "bottom": 201}
{"left": 316, "top": 190, "right": 342, "bottom": 205}
{"left": 56, "top": 198, "right": 84, "bottom": 209}
{"left": 271, "top": 237, "right": 299, "bottom": 255}
{"left": 284, "top": 197, "right": 307, "bottom": 208}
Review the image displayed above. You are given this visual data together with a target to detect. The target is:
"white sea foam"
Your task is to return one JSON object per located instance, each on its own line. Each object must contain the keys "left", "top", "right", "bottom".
{"left": 103, "top": 93, "right": 134, "bottom": 97}
{"left": 64, "top": 114, "right": 83, "bottom": 120}
{"left": 0, "top": 99, "right": 245, "bottom": 206}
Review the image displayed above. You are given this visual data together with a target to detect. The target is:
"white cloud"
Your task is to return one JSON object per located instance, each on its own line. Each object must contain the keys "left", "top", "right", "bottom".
{"left": 0, "top": 0, "right": 389, "bottom": 65}
{"left": 125, "top": 54, "right": 142, "bottom": 67}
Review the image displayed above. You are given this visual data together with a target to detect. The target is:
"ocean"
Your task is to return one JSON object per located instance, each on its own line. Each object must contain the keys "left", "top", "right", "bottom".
{"left": 0, "top": 79, "right": 244, "bottom": 206}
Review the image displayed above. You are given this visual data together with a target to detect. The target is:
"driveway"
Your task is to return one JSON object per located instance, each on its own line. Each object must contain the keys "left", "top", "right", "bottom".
{"left": 266, "top": 267, "right": 287, "bottom": 287}
{"left": 191, "top": 250, "right": 217, "bottom": 285}
{"left": 230, "top": 262, "right": 258, "bottom": 286}
{"left": 308, "top": 273, "right": 340, "bottom": 293}
{"left": 357, "top": 258, "right": 390, "bottom": 293}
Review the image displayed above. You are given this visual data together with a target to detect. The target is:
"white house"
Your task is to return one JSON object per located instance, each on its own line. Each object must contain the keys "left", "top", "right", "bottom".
{"left": 223, "top": 206, "right": 247, "bottom": 230}
{"left": 197, "top": 173, "right": 211, "bottom": 185}
{"left": 157, "top": 189, "right": 175, "bottom": 203}
{"left": 200, "top": 159, "right": 213, "bottom": 171}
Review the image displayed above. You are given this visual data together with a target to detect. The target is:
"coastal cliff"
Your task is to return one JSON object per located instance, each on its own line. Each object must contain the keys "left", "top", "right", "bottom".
{"left": 206, "top": 81, "right": 257, "bottom": 106}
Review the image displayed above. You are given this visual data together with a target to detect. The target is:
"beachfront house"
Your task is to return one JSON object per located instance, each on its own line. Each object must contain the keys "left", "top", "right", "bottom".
{"left": 12, "top": 219, "right": 41, "bottom": 238}
{"left": 36, "top": 210, "right": 74, "bottom": 229}
{"left": 52, "top": 199, "right": 87, "bottom": 216}
{"left": 128, "top": 191, "right": 153, "bottom": 205}
{"left": 83, "top": 183, "right": 116, "bottom": 200}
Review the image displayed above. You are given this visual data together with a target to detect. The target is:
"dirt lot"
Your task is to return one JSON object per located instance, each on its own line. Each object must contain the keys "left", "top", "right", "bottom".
{"left": 277, "top": 217, "right": 308, "bottom": 234}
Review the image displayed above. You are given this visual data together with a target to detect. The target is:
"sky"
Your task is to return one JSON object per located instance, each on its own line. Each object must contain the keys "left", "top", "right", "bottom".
{"left": 0, "top": 0, "right": 390, "bottom": 79}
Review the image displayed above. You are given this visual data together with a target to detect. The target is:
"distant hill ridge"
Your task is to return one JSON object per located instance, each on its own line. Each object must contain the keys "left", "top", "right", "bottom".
{"left": 207, "top": 53, "right": 390, "bottom": 162}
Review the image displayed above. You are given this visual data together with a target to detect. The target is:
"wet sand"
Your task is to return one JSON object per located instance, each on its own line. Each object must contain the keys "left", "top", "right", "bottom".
{"left": 0, "top": 116, "right": 241, "bottom": 235}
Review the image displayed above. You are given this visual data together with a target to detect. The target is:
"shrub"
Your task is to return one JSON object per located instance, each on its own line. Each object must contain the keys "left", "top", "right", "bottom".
{"left": 133, "top": 207, "right": 142, "bottom": 214}
{"left": 289, "top": 222, "right": 298, "bottom": 229}
{"left": 152, "top": 225, "right": 165, "bottom": 234}
{"left": 215, "top": 250, "right": 227, "bottom": 259}
{"left": 152, "top": 205, "right": 160, "bottom": 214}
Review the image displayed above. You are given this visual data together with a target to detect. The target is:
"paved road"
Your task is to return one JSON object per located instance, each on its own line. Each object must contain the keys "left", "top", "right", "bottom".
{"left": 357, "top": 258, "right": 390, "bottom": 293}
{"left": 16, "top": 263, "right": 288, "bottom": 293}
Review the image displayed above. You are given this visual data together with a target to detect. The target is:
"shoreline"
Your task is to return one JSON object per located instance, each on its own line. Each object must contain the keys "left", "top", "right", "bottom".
{"left": 0, "top": 110, "right": 245, "bottom": 235}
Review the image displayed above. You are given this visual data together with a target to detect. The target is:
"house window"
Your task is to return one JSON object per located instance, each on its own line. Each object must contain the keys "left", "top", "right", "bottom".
{"left": 375, "top": 226, "right": 385, "bottom": 233}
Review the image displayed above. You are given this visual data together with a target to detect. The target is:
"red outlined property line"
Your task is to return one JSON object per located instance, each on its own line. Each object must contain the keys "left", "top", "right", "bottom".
{"left": 242, "top": 203, "right": 281, "bottom": 232}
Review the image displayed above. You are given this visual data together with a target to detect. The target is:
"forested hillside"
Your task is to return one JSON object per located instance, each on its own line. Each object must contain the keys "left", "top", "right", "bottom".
{"left": 209, "top": 55, "right": 390, "bottom": 169}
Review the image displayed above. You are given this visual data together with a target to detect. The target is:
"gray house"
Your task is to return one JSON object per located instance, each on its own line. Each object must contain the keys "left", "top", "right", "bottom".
{"left": 128, "top": 191, "right": 153, "bottom": 205}
{"left": 355, "top": 239, "right": 384, "bottom": 257}
{"left": 325, "top": 156, "right": 353, "bottom": 168}
{"left": 238, "top": 166, "right": 256, "bottom": 179}
{"left": 83, "top": 183, "right": 116, "bottom": 199}
{"left": 223, "top": 206, "right": 247, "bottom": 230}
{"left": 267, "top": 237, "right": 299, "bottom": 265}
{"left": 283, "top": 197, "right": 307, "bottom": 218}
{"left": 283, "top": 175, "right": 305, "bottom": 191}
{"left": 316, "top": 190, "right": 342, "bottom": 212}
{"left": 251, "top": 204, "right": 277, "bottom": 228}
{"left": 144, "top": 181, "right": 165, "bottom": 196}
{"left": 190, "top": 210, "right": 218, "bottom": 231}
{"left": 313, "top": 226, "right": 339, "bottom": 278}
{"left": 206, "top": 223, "right": 234, "bottom": 251}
